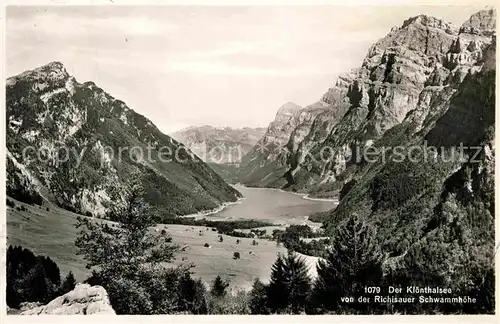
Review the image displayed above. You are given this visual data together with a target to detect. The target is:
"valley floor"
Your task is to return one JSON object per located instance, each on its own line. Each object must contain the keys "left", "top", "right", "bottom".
{"left": 7, "top": 199, "right": 323, "bottom": 290}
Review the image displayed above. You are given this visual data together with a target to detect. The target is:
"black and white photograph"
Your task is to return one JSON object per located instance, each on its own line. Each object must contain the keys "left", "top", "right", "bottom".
{"left": 2, "top": 1, "right": 497, "bottom": 317}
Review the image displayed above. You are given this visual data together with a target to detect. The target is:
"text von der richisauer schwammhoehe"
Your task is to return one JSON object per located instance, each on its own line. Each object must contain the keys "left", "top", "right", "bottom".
{"left": 340, "top": 286, "right": 477, "bottom": 304}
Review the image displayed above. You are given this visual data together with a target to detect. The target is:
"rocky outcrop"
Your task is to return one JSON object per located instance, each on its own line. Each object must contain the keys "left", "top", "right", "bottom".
{"left": 20, "top": 284, "right": 115, "bottom": 315}
{"left": 170, "top": 125, "right": 266, "bottom": 164}
{"left": 460, "top": 8, "right": 496, "bottom": 36}
{"left": 6, "top": 62, "right": 241, "bottom": 219}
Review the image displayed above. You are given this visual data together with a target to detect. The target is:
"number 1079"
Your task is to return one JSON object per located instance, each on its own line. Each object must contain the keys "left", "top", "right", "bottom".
{"left": 364, "top": 287, "right": 381, "bottom": 294}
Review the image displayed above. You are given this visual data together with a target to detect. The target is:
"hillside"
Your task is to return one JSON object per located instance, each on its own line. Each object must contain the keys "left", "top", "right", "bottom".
{"left": 6, "top": 62, "right": 241, "bottom": 220}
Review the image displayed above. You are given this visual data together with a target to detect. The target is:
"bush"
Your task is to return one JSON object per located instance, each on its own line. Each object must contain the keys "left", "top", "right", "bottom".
{"left": 177, "top": 273, "right": 208, "bottom": 314}
{"left": 84, "top": 211, "right": 93, "bottom": 217}
{"left": 15, "top": 205, "right": 27, "bottom": 212}
{"left": 204, "top": 243, "right": 210, "bottom": 248}
{"left": 233, "top": 252, "right": 240, "bottom": 260}
{"left": 208, "top": 290, "right": 250, "bottom": 314}
{"left": 7, "top": 199, "right": 15, "bottom": 208}
{"left": 107, "top": 277, "right": 154, "bottom": 315}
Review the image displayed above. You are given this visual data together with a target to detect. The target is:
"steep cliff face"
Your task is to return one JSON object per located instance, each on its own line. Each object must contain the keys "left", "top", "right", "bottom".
{"left": 6, "top": 62, "right": 240, "bottom": 220}
{"left": 242, "top": 9, "right": 495, "bottom": 196}
{"left": 234, "top": 10, "right": 496, "bottom": 288}
{"left": 170, "top": 125, "right": 266, "bottom": 164}
{"left": 237, "top": 102, "right": 305, "bottom": 187}
{"left": 238, "top": 83, "right": 350, "bottom": 188}
{"left": 317, "top": 9, "right": 495, "bottom": 291}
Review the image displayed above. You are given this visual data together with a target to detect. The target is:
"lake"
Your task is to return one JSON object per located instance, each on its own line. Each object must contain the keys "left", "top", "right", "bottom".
{"left": 207, "top": 185, "right": 338, "bottom": 225}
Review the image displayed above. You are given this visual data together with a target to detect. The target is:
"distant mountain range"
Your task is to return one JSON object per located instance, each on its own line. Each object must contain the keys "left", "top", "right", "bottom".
{"left": 170, "top": 125, "right": 266, "bottom": 164}
{"left": 6, "top": 62, "right": 240, "bottom": 220}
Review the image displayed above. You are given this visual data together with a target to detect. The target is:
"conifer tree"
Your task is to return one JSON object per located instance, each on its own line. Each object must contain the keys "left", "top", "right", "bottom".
{"left": 284, "top": 252, "right": 311, "bottom": 313}
{"left": 312, "top": 215, "right": 383, "bottom": 313}
{"left": 267, "top": 254, "right": 288, "bottom": 312}
{"left": 60, "top": 271, "right": 77, "bottom": 295}
{"left": 248, "top": 278, "right": 269, "bottom": 314}
{"left": 210, "top": 274, "right": 229, "bottom": 298}
{"left": 267, "top": 252, "right": 311, "bottom": 314}
{"left": 177, "top": 272, "right": 209, "bottom": 314}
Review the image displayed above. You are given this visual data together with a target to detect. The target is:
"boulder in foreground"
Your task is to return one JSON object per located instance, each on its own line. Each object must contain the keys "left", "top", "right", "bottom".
{"left": 20, "top": 284, "right": 115, "bottom": 315}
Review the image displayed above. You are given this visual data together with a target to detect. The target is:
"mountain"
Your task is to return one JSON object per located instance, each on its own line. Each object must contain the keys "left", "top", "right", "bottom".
{"left": 6, "top": 62, "right": 241, "bottom": 220}
{"left": 239, "top": 9, "right": 496, "bottom": 198}
{"left": 170, "top": 125, "right": 266, "bottom": 164}
{"left": 323, "top": 11, "right": 496, "bottom": 291}
{"left": 285, "top": 12, "right": 496, "bottom": 196}
{"left": 237, "top": 101, "right": 348, "bottom": 187}
{"left": 239, "top": 8, "right": 496, "bottom": 293}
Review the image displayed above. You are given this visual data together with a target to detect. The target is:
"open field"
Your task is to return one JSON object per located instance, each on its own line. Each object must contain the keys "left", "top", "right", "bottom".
{"left": 164, "top": 224, "right": 286, "bottom": 290}
{"left": 7, "top": 199, "right": 326, "bottom": 290}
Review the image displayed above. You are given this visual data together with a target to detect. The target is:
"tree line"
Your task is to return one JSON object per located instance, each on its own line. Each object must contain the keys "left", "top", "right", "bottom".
{"left": 6, "top": 245, "right": 76, "bottom": 309}
{"left": 8, "top": 180, "right": 494, "bottom": 314}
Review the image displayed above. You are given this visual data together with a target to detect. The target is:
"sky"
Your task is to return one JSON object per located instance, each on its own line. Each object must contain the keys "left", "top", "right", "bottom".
{"left": 6, "top": 3, "right": 494, "bottom": 133}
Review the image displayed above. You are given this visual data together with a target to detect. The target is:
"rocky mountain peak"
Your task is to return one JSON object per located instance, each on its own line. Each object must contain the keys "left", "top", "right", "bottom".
{"left": 401, "top": 14, "right": 458, "bottom": 33}
{"left": 8, "top": 61, "right": 70, "bottom": 86}
{"left": 366, "top": 14, "right": 458, "bottom": 62}
{"left": 460, "top": 8, "right": 496, "bottom": 35}
{"left": 276, "top": 102, "right": 302, "bottom": 117}
{"left": 170, "top": 125, "right": 266, "bottom": 164}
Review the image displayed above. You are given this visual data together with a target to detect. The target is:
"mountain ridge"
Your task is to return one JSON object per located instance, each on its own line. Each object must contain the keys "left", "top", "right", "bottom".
{"left": 237, "top": 9, "right": 496, "bottom": 196}
{"left": 170, "top": 125, "right": 266, "bottom": 164}
{"left": 6, "top": 62, "right": 241, "bottom": 220}
{"left": 232, "top": 8, "right": 496, "bottom": 296}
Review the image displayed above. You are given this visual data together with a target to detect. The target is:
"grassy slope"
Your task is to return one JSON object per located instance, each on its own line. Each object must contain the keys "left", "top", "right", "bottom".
{"left": 6, "top": 199, "right": 290, "bottom": 290}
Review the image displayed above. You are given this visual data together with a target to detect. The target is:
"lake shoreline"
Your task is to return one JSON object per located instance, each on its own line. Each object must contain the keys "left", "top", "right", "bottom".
{"left": 233, "top": 183, "right": 339, "bottom": 203}
{"left": 176, "top": 184, "right": 337, "bottom": 227}
{"left": 178, "top": 196, "right": 246, "bottom": 219}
